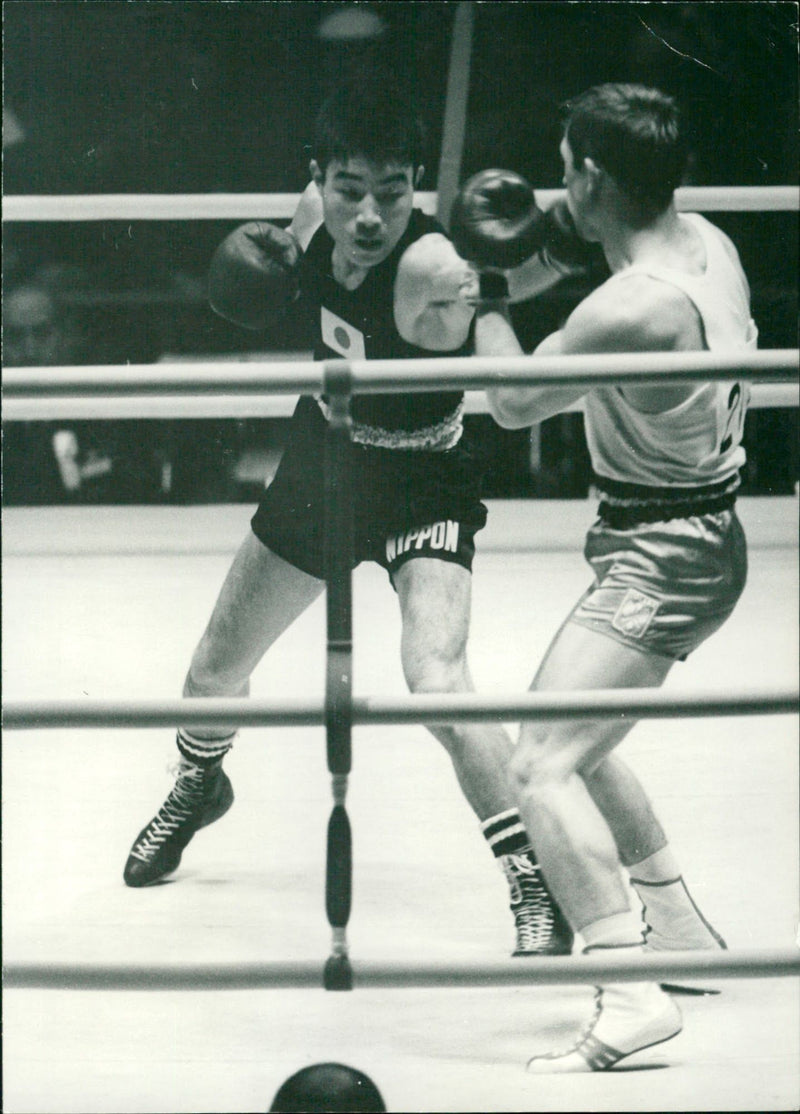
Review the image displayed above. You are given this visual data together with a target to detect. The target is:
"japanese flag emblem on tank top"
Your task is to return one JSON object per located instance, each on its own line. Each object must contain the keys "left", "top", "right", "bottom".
{"left": 612, "top": 588, "right": 660, "bottom": 639}
{"left": 320, "top": 306, "right": 367, "bottom": 360}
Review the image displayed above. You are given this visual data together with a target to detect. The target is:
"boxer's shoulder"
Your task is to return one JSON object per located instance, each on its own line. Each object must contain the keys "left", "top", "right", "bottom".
{"left": 564, "top": 273, "right": 692, "bottom": 354}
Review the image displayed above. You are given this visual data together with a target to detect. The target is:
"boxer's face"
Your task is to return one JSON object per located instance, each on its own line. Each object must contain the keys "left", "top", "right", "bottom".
{"left": 3, "top": 288, "right": 64, "bottom": 366}
{"left": 311, "top": 156, "right": 423, "bottom": 268}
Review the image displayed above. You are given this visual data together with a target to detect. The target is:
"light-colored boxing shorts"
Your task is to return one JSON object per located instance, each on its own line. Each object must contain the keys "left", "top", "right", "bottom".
{"left": 568, "top": 507, "right": 748, "bottom": 661}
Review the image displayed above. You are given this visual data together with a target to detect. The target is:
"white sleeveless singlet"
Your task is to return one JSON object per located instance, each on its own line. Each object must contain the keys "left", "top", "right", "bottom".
{"left": 583, "top": 213, "right": 758, "bottom": 489}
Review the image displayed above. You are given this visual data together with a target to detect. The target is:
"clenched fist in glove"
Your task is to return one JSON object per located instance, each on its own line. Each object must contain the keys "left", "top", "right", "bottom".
{"left": 450, "top": 168, "right": 601, "bottom": 279}
{"left": 208, "top": 221, "right": 302, "bottom": 330}
{"left": 538, "top": 198, "right": 601, "bottom": 274}
{"left": 449, "top": 169, "right": 547, "bottom": 271}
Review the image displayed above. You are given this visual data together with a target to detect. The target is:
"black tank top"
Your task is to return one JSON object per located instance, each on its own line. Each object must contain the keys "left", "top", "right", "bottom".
{"left": 298, "top": 209, "right": 469, "bottom": 444}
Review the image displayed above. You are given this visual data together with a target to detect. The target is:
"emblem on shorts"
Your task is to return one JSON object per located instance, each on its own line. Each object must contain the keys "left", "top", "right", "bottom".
{"left": 611, "top": 588, "right": 660, "bottom": 639}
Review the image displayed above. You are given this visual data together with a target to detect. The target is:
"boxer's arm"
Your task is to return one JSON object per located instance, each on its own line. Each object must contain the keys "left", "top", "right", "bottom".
{"left": 561, "top": 276, "right": 702, "bottom": 412}
{"left": 505, "top": 253, "right": 565, "bottom": 303}
{"left": 484, "top": 324, "right": 587, "bottom": 428}
{"left": 487, "top": 276, "right": 704, "bottom": 427}
{"left": 288, "top": 181, "right": 324, "bottom": 251}
{"left": 393, "top": 233, "right": 476, "bottom": 351}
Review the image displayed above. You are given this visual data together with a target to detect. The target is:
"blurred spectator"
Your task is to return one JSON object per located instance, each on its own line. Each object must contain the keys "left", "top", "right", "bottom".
{"left": 3, "top": 104, "right": 26, "bottom": 149}
{"left": 3, "top": 280, "right": 90, "bottom": 503}
{"left": 4, "top": 276, "right": 94, "bottom": 364}
{"left": 2, "top": 276, "right": 165, "bottom": 504}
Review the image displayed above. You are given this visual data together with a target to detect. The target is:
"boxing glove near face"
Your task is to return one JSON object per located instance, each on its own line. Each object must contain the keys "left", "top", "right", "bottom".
{"left": 449, "top": 169, "right": 546, "bottom": 270}
{"left": 208, "top": 221, "right": 302, "bottom": 330}
{"left": 540, "top": 199, "right": 603, "bottom": 273}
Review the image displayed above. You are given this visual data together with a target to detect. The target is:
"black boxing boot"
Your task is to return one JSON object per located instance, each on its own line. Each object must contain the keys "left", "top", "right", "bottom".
{"left": 123, "top": 733, "right": 235, "bottom": 887}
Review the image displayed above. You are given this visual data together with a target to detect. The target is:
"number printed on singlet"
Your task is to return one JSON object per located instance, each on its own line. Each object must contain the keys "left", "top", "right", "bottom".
{"left": 720, "top": 381, "right": 745, "bottom": 454}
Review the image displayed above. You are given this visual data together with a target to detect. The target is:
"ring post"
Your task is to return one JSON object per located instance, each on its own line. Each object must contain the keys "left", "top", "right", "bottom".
{"left": 322, "top": 359, "right": 354, "bottom": 990}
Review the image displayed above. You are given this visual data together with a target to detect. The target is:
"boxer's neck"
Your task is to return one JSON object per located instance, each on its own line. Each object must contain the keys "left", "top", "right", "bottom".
{"left": 331, "top": 244, "right": 370, "bottom": 290}
{"left": 603, "top": 204, "right": 694, "bottom": 274}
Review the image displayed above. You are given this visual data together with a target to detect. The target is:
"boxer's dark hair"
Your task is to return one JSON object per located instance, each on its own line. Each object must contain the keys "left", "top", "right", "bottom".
{"left": 312, "top": 74, "right": 426, "bottom": 173}
{"left": 562, "top": 84, "right": 688, "bottom": 223}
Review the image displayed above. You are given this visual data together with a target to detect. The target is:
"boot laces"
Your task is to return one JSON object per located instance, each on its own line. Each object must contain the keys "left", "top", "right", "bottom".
{"left": 128, "top": 761, "right": 210, "bottom": 862}
{"left": 504, "top": 854, "right": 557, "bottom": 950}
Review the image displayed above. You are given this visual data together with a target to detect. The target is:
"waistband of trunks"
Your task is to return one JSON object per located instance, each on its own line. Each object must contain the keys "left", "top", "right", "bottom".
{"left": 594, "top": 470, "right": 741, "bottom": 528}
{"left": 598, "top": 491, "right": 738, "bottom": 528}
{"left": 316, "top": 397, "right": 464, "bottom": 451}
{"left": 593, "top": 470, "right": 741, "bottom": 506}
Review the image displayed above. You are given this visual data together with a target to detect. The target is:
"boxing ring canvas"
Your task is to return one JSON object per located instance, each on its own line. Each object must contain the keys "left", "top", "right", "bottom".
{"left": 3, "top": 2, "right": 799, "bottom": 1110}
{"left": 3, "top": 497, "right": 798, "bottom": 1112}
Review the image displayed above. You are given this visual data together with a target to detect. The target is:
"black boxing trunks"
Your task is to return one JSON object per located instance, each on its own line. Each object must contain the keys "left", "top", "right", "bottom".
{"left": 251, "top": 397, "right": 487, "bottom": 581}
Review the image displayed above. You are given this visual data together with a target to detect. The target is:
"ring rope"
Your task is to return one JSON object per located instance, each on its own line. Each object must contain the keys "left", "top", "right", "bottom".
{"left": 2, "top": 185, "right": 798, "bottom": 222}
{"left": 4, "top": 949, "right": 798, "bottom": 991}
{"left": 3, "top": 382, "right": 798, "bottom": 422}
{"left": 4, "top": 689, "right": 797, "bottom": 731}
{"left": 5, "top": 350, "right": 797, "bottom": 994}
{"left": 4, "top": 350, "right": 798, "bottom": 402}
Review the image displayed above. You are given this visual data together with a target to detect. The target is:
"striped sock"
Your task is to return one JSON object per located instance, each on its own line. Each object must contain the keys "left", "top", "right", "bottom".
{"left": 481, "top": 807, "right": 532, "bottom": 858}
{"left": 176, "top": 728, "right": 235, "bottom": 767}
{"left": 483, "top": 809, "right": 574, "bottom": 955}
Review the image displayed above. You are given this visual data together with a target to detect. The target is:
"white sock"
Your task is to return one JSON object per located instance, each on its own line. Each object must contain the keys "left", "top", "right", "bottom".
{"left": 628, "top": 847, "right": 725, "bottom": 950}
{"left": 581, "top": 911, "right": 644, "bottom": 951}
{"left": 627, "top": 845, "right": 681, "bottom": 883}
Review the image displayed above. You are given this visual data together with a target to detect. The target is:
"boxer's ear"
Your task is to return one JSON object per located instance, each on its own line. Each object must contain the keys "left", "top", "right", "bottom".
{"left": 583, "top": 157, "right": 602, "bottom": 188}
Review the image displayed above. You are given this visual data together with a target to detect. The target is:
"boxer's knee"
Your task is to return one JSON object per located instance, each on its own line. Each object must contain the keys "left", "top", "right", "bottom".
{"left": 185, "top": 633, "right": 250, "bottom": 699}
{"left": 401, "top": 643, "right": 469, "bottom": 696}
{"left": 509, "top": 733, "right": 577, "bottom": 804}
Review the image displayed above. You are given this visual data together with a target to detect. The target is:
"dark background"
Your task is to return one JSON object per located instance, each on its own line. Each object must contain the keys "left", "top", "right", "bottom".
{"left": 3, "top": 1, "right": 798, "bottom": 503}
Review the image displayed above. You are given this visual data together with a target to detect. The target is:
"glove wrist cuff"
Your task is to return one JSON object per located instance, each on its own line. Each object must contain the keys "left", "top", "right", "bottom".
{"left": 478, "top": 271, "right": 510, "bottom": 301}
{"left": 540, "top": 247, "right": 583, "bottom": 276}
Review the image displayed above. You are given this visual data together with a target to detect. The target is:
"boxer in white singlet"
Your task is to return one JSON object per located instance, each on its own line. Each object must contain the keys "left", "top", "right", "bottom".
{"left": 473, "top": 83, "right": 757, "bottom": 1071}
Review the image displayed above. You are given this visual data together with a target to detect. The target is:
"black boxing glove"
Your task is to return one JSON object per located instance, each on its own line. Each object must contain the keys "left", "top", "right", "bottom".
{"left": 208, "top": 221, "right": 302, "bottom": 330}
{"left": 540, "top": 199, "right": 602, "bottom": 274}
{"left": 449, "top": 169, "right": 547, "bottom": 270}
